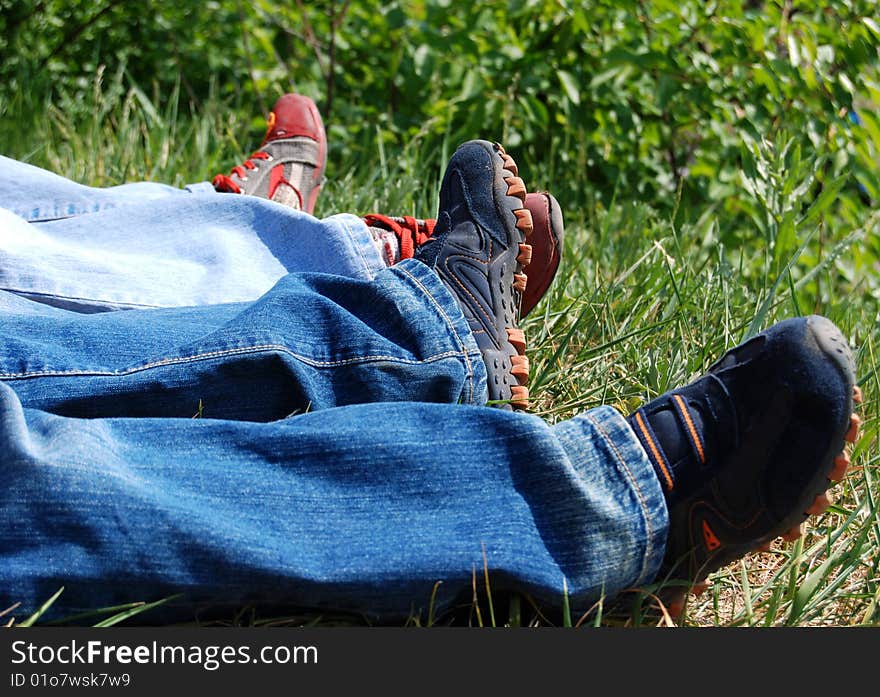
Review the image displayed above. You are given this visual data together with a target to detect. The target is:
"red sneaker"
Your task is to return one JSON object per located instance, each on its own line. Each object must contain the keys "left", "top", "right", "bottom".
{"left": 213, "top": 94, "right": 327, "bottom": 214}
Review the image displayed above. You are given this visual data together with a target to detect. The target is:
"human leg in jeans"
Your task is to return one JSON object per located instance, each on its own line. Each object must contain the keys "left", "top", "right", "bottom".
{"left": 0, "top": 259, "right": 486, "bottom": 418}
{"left": 0, "top": 388, "right": 665, "bottom": 621}
{"left": 0, "top": 247, "right": 666, "bottom": 619}
{"left": 0, "top": 268, "right": 859, "bottom": 622}
{"left": 0, "top": 141, "right": 860, "bottom": 623}
{"left": 0, "top": 93, "right": 382, "bottom": 312}
{"left": 0, "top": 157, "right": 385, "bottom": 313}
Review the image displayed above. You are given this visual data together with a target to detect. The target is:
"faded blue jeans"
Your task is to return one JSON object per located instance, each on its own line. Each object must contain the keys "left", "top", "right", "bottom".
{"left": 0, "top": 157, "right": 668, "bottom": 621}
{"left": 0, "top": 155, "right": 385, "bottom": 312}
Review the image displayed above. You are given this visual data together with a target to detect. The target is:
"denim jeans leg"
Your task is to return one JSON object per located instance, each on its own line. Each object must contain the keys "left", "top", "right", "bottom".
{"left": 0, "top": 156, "right": 386, "bottom": 312}
{"left": 0, "top": 240, "right": 669, "bottom": 620}
{"left": 0, "top": 259, "right": 487, "bottom": 417}
{"left": 0, "top": 154, "right": 203, "bottom": 221}
{"left": 0, "top": 382, "right": 667, "bottom": 621}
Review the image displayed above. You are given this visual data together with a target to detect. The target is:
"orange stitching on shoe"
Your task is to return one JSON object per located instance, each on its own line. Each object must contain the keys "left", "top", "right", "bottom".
{"left": 439, "top": 235, "right": 493, "bottom": 334}
{"left": 689, "top": 498, "right": 763, "bottom": 534}
{"left": 672, "top": 394, "right": 705, "bottom": 465}
{"left": 634, "top": 411, "right": 674, "bottom": 491}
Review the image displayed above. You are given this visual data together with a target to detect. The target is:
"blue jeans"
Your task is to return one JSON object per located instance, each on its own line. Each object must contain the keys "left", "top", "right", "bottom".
{"left": 0, "top": 155, "right": 385, "bottom": 312}
{"left": 0, "top": 158, "right": 668, "bottom": 621}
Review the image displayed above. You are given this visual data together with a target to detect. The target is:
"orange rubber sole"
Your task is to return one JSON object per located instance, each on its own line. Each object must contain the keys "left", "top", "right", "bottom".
{"left": 495, "top": 143, "right": 533, "bottom": 410}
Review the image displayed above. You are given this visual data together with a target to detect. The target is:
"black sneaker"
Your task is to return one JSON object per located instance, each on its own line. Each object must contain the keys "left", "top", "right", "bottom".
{"left": 366, "top": 191, "right": 561, "bottom": 318}
{"left": 415, "top": 140, "right": 534, "bottom": 410}
{"left": 627, "top": 315, "right": 862, "bottom": 616}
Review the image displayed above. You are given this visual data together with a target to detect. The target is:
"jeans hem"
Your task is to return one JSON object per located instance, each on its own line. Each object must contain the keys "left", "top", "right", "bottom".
{"left": 558, "top": 405, "right": 669, "bottom": 588}
{"left": 323, "top": 213, "right": 388, "bottom": 281}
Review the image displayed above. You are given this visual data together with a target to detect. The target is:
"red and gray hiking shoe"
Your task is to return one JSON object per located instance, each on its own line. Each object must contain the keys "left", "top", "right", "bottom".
{"left": 366, "top": 192, "right": 563, "bottom": 317}
{"left": 627, "top": 315, "right": 862, "bottom": 617}
{"left": 415, "top": 140, "right": 534, "bottom": 410}
{"left": 213, "top": 93, "right": 327, "bottom": 214}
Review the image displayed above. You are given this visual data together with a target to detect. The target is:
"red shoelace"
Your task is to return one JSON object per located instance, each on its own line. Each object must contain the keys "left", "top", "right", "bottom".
{"left": 362, "top": 214, "right": 436, "bottom": 260}
{"left": 212, "top": 151, "right": 272, "bottom": 193}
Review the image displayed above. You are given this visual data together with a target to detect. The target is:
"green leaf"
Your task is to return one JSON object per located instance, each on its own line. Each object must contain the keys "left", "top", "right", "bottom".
{"left": 798, "top": 174, "right": 848, "bottom": 228}
{"left": 863, "top": 17, "right": 880, "bottom": 40}
{"left": 786, "top": 34, "right": 800, "bottom": 68}
{"left": 557, "top": 70, "right": 581, "bottom": 106}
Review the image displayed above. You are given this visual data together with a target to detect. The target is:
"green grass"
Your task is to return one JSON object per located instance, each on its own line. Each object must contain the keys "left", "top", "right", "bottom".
{"left": 1, "top": 74, "right": 878, "bottom": 628}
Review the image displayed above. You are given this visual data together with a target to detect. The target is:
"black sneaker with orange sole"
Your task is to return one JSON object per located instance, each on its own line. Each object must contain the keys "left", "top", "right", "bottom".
{"left": 366, "top": 190, "right": 563, "bottom": 319}
{"left": 415, "top": 140, "right": 534, "bottom": 410}
{"left": 627, "top": 315, "right": 861, "bottom": 617}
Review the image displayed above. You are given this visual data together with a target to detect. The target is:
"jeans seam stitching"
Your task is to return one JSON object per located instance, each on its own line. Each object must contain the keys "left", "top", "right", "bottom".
{"left": 0, "top": 345, "right": 468, "bottom": 379}
{"left": 395, "top": 265, "right": 475, "bottom": 403}
{"left": 586, "top": 410, "right": 656, "bottom": 585}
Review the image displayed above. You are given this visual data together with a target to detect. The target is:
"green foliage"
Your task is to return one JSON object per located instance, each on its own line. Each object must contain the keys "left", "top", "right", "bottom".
{"left": 3, "top": 2, "right": 877, "bottom": 180}
{"left": 2, "top": 1, "right": 876, "bottom": 277}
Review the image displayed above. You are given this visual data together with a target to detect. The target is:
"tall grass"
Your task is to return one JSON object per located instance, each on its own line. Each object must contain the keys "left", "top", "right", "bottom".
{"left": 0, "top": 70, "right": 877, "bottom": 627}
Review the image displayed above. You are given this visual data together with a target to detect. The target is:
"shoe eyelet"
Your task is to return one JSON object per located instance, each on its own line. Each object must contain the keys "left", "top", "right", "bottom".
{"left": 265, "top": 155, "right": 274, "bottom": 162}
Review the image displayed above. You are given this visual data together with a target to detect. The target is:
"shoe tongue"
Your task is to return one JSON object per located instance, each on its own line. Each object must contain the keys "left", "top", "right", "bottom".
{"left": 413, "top": 236, "right": 441, "bottom": 267}
{"left": 629, "top": 375, "right": 737, "bottom": 502}
{"left": 651, "top": 406, "right": 705, "bottom": 477}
